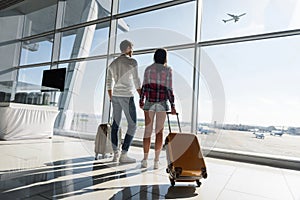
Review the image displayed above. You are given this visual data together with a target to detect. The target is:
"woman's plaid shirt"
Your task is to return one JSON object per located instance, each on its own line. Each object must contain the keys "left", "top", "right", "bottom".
{"left": 140, "top": 63, "right": 175, "bottom": 108}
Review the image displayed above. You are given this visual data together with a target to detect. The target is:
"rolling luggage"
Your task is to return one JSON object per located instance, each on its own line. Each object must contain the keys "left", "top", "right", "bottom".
{"left": 94, "top": 103, "right": 121, "bottom": 160}
{"left": 164, "top": 112, "right": 207, "bottom": 187}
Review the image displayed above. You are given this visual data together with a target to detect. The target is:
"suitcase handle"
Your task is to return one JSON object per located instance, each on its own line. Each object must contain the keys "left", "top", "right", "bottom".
{"left": 166, "top": 112, "right": 181, "bottom": 133}
{"left": 108, "top": 101, "right": 111, "bottom": 122}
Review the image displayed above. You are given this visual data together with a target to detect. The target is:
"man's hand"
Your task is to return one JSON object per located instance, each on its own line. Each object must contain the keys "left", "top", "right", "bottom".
{"left": 108, "top": 90, "right": 112, "bottom": 101}
{"left": 137, "top": 88, "right": 141, "bottom": 96}
{"left": 139, "top": 102, "right": 144, "bottom": 109}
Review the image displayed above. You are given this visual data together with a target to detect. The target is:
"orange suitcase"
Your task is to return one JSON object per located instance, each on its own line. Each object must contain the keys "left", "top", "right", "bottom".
{"left": 164, "top": 112, "right": 207, "bottom": 187}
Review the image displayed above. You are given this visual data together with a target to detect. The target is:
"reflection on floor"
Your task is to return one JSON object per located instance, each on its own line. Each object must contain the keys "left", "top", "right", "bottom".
{"left": 0, "top": 135, "right": 300, "bottom": 200}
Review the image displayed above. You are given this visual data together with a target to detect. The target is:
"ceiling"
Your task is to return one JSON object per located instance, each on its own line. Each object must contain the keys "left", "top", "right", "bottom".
{"left": 0, "top": 0, "right": 25, "bottom": 11}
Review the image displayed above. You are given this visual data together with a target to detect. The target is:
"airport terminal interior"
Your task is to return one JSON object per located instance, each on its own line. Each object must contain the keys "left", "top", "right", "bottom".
{"left": 1, "top": 0, "right": 300, "bottom": 199}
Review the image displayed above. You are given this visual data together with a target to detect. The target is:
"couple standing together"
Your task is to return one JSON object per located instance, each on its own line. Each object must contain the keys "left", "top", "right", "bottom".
{"left": 106, "top": 40, "right": 176, "bottom": 169}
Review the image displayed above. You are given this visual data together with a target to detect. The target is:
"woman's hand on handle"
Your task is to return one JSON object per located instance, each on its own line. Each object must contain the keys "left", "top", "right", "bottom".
{"left": 171, "top": 107, "right": 176, "bottom": 115}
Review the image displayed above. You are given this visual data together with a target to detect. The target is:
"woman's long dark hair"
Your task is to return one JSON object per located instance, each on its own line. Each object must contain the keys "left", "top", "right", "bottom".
{"left": 154, "top": 48, "right": 167, "bottom": 64}
{"left": 154, "top": 48, "right": 167, "bottom": 71}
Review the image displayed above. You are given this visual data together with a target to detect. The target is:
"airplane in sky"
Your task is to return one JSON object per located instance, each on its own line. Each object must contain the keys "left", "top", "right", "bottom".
{"left": 222, "top": 13, "right": 246, "bottom": 23}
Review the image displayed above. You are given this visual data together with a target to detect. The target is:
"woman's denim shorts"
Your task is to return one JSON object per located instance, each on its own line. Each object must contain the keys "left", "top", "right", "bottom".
{"left": 143, "top": 100, "right": 169, "bottom": 112}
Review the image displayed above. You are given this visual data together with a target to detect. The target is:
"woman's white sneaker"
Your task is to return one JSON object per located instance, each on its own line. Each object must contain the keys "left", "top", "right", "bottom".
{"left": 113, "top": 151, "right": 120, "bottom": 162}
{"left": 154, "top": 160, "right": 159, "bottom": 169}
{"left": 141, "top": 160, "right": 148, "bottom": 168}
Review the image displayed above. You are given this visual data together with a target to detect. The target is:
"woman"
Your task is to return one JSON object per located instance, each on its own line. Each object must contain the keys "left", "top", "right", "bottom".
{"left": 139, "top": 48, "right": 176, "bottom": 169}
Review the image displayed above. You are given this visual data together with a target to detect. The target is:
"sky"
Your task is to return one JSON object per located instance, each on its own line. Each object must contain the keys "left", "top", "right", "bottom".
{"left": 16, "top": 0, "right": 300, "bottom": 128}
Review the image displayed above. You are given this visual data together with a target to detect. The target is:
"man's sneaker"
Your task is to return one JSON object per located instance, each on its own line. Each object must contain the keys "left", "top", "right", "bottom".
{"left": 141, "top": 159, "right": 147, "bottom": 168}
{"left": 154, "top": 160, "right": 159, "bottom": 169}
{"left": 113, "top": 151, "right": 120, "bottom": 162}
{"left": 119, "top": 152, "right": 136, "bottom": 163}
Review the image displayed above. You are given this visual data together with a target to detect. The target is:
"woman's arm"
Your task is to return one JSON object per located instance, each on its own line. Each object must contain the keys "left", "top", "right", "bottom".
{"left": 166, "top": 68, "right": 176, "bottom": 114}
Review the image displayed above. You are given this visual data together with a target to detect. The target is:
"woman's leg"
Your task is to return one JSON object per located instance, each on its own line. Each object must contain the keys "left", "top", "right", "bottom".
{"left": 143, "top": 111, "right": 155, "bottom": 160}
{"left": 154, "top": 112, "right": 166, "bottom": 161}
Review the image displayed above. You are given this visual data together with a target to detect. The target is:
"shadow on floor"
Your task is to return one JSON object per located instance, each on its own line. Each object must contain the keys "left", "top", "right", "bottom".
{"left": 0, "top": 156, "right": 147, "bottom": 199}
{"left": 56, "top": 184, "right": 198, "bottom": 199}
{"left": 110, "top": 184, "right": 198, "bottom": 199}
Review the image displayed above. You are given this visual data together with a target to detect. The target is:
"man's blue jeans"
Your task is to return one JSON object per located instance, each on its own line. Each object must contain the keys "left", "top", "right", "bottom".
{"left": 111, "top": 96, "right": 137, "bottom": 153}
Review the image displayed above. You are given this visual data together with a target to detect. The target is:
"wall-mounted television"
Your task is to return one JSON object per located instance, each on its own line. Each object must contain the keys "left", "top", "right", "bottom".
{"left": 42, "top": 68, "right": 66, "bottom": 92}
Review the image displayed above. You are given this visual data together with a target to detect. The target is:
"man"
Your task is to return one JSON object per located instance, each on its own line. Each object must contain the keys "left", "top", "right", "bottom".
{"left": 106, "top": 40, "right": 141, "bottom": 163}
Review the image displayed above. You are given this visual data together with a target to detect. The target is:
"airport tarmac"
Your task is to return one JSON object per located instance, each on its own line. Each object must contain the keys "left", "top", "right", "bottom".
{"left": 134, "top": 127, "right": 300, "bottom": 159}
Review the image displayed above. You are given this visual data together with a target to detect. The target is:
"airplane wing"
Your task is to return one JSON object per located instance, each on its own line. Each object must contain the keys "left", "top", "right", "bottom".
{"left": 227, "top": 13, "right": 235, "bottom": 17}
{"left": 238, "top": 13, "right": 246, "bottom": 17}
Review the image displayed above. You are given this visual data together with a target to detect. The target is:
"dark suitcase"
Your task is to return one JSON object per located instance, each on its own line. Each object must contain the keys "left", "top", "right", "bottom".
{"left": 14, "top": 92, "right": 28, "bottom": 103}
{"left": 94, "top": 103, "right": 121, "bottom": 159}
{"left": 164, "top": 112, "right": 207, "bottom": 187}
{"left": 0, "top": 92, "right": 11, "bottom": 102}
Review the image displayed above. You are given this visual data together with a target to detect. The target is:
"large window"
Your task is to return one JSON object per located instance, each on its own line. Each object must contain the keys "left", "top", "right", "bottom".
{"left": 1, "top": 0, "right": 300, "bottom": 164}
{"left": 198, "top": 36, "right": 300, "bottom": 158}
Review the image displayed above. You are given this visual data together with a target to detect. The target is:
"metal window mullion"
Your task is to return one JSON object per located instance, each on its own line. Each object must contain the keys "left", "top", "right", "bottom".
{"left": 51, "top": 0, "right": 66, "bottom": 68}
{"left": 20, "top": 31, "right": 55, "bottom": 42}
{"left": 199, "top": 28, "right": 300, "bottom": 47}
{"left": 101, "top": 0, "right": 119, "bottom": 124}
{"left": 56, "top": 16, "right": 111, "bottom": 33}
{"left": 56, "top": 54, "right": 108, "bottom": 65}
{"left": 17, "top": 62, "right": 52, "bottom": 69}
{"left": 12, "top": 13, "right": 26, "bottom": 102}
{"left": 190, "top": 0, "right": 202, "bottom": 133}
{"left": 133, "top": 43, "right": 195, "bottom": 56}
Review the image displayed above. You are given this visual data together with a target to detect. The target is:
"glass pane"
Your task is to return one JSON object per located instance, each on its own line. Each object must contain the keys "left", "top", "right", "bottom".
{"left": 18, "top": 66, "right": 50, "bottom": 88}
{"left": 59, "top": 24, "right": 109, "bottom": 60}
{"left": 0, "top": 68, "right": 18, "bottom": 98}
{"left": 20, "top": 35, "right": 54, "bottom": 65}
{"left": 62, "top": 0, "right": 111, "bottom": 28}
{"left": 58, "top": 59, "right": 107, "bottom": 135}
{"left": 133, "top": 48, "right": 194, "bottom": 141}
{"left": 119, "top": 0, "right": 173, "bottom": 13}
{"left": 0, "top": 12, "right": 23, "bottom": 42}
{"left": 23, "top": 3, "right": 57, "bottom": 37}
{"left": 0, "top": 42, "right": 21, "bottom": 68}
{"left": 16, "top": 66, "right": 53, "bottom": 105}
{"left": 199, "top": 36, "right": 300, "bottom": 158}
{"left": 116, "top": 2, "right": 196, "bottom": 51}
{"left": 201, "top": 0, "right": 300, "bottom": 41}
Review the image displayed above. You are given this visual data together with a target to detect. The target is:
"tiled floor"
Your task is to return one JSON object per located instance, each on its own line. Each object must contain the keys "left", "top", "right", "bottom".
{"left": 0, "top": 136, "right": 300, "bottom": 200}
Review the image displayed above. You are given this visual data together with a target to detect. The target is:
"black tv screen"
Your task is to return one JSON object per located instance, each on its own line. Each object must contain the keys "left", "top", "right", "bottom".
{"left": 42, "top": 68, "right": 66, "bottom": 92}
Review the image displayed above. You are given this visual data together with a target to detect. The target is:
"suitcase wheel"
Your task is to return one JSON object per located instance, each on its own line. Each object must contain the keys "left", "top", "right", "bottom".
{"left": 196, "top": 180, "right": 201, "bottom": 187}
{"left": 202, "top": 171, "right": 208, "bottom": 179}
{"left": 201, "top": 168, "right": 208, "bottom": 179}
{"left": 169, "top": 177, "right": 175, "bottom": 186}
